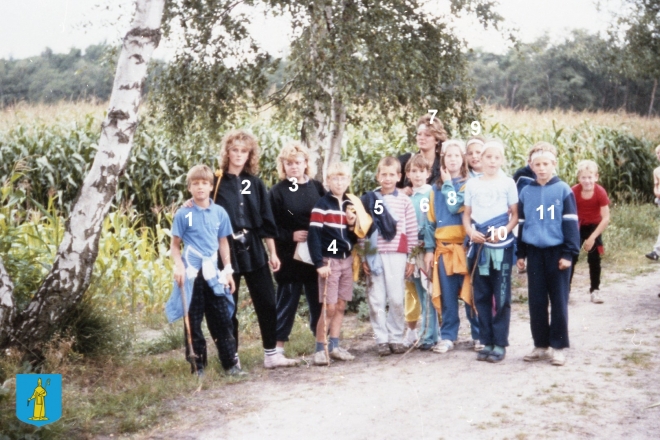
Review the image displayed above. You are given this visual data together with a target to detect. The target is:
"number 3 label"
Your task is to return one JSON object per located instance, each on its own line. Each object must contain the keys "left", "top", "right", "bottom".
{"left": 288, "top": 177, "right": 298, "bottom": 192}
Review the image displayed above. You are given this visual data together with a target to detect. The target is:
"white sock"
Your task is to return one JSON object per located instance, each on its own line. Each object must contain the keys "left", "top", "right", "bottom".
{"left": 275, "top": 346, "right": 285, "bottom": 354}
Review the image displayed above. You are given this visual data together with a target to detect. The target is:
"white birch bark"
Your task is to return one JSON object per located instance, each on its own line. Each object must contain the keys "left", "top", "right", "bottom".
{"left": 4, "top": 0, "right": 165, "bottom": 350}
{"left": 0, "top": 257, "right": 15, "bottom": 341}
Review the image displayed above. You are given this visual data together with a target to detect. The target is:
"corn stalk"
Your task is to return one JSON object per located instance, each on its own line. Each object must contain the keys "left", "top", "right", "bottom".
{"left": 0, "top": 0, "right": 165, "bottom": 351}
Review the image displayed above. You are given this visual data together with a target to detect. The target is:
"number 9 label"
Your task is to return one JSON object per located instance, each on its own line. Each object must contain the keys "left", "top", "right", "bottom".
{"left": 471, "top": 121, "right": 481, "bottom": 136}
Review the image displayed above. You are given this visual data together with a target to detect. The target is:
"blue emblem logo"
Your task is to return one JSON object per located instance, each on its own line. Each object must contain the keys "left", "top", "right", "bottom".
{"left": 16, "top": 374, "right": 62, "bottom": 426}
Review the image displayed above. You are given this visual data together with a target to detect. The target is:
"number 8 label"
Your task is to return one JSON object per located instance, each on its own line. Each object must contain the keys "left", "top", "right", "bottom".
{"left": 447, "top": 191, "right": 457, "bottom": 206}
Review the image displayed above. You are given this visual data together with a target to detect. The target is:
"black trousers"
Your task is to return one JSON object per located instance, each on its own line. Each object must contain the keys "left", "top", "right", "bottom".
{"left": 232, "top": 264, "right": 277, "bottom": 350}
{"left": 185, "top": 270, "right": 237, "bottom": 372}
{"left": 276, "top": 279, "right": 321, "bottom": 341}
{"left": 569, "top": 224, "right": 602, "bottom": 292}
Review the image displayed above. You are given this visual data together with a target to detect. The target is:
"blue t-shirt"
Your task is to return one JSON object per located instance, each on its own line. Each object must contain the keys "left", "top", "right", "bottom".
{"left": 172, "top": 199, "right": 233, "bottom": 257}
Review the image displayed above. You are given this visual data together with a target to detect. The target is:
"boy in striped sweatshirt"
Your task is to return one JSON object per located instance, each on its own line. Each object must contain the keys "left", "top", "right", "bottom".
{"left": 361, "top": 157, "right": 419, "bottom": 356}
{"left": 308, "top": 162, "right": 358, "bottom": 365}
{"left": 517, "top": 142, "right": 580, "bottom": 367}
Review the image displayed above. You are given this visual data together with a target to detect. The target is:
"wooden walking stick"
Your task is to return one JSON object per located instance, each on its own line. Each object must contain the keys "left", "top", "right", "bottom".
{"left": 322, "top": 259, "right": 332, "bottom": 366}
{"left": 179, "top": 281, "right": 198, "bottom": 376}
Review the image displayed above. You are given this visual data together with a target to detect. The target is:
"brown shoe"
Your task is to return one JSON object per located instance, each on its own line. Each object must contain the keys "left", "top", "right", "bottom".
{"left": 377, "top": 343, "right": 391, "bottom": 356}
{"left": 389, "top": 343, "right": 407, "bottom": 354}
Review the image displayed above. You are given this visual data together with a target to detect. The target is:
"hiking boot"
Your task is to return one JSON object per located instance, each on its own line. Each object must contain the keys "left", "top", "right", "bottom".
{"left": 418, "top": 342, "right": 435, "bottom": 351}
{"left": 330, "top": 346, "right": 355, "bottom": 361}
{"left": 523, "top": 347, "right": 552, "bottom": 362}
{"left": 226, "top": 365, "right": 248, "bottom": 376}
{"left": 390, "top": 343, "right": 407, "bottom": 354}
{"left": 551, "top": 349, "right": 566, "bottom": 366}
{"left": 377, "top": 343, "right": 391, "bottom": 357}
{"left": 432, "top": 339, "right": 454, "bottom": 354}
{"left": 590, "top": 290, "right": 603, "bottom": 304}
{"left": 645, "top": 251, "right": 659, "bottom": 261}
{"left": 264, "top": 352, "right": 300, "bottom": 369}
{"left": 313, "top": 350, "right": 330, "bottom": 366}
{"left": 473, "top": 340, "right": 485, "bottom": 352}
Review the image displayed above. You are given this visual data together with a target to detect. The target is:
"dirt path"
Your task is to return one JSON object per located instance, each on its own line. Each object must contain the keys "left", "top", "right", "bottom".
{"left": 134, "top": 268, "right": 660, "bottom": 439}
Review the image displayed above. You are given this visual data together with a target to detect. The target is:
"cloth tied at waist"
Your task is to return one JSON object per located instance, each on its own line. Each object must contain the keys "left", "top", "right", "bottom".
{"left": 431, "top": 242, "right": 473, "bottom": 314}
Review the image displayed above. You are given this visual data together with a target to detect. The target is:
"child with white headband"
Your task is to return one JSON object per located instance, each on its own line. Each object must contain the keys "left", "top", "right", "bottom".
{"left": 462, "top": 139, "right": 519, "bottom": 363}
{"left": 466, "top": 136, "right": 486, "bottom": 178}
{"left": 516, "top": 142, "right": 580, "bottom": 367}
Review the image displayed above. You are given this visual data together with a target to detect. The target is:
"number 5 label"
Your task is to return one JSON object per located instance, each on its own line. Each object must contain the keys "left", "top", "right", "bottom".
{"left": 374, "top": 200, "right": 383, "bottom": 215}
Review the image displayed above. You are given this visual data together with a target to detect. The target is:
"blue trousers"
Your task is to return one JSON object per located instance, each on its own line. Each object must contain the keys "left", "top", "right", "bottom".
{"left": 526, "top": 245, "right": 570, "bottom": 349}
{"left": 276, "top": 280, "right": 321, "bottom": 341}
{"left": 412, "top": 276, "right": 438, "bottom": 345}
{"left": 469, "top": 246, "right": 512, "bottom": 347}
{"left": 438, "top": 254, "right": 479, "bottom": 341}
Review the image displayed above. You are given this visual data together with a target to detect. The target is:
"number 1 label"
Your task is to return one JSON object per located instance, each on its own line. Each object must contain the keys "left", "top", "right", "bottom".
{"left": 185, "top": 212, "right": 192, "bottom": 226}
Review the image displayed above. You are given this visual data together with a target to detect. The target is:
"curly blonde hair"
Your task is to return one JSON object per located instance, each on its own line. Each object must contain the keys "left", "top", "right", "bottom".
{"left": 218, "top": 129, "right": 260, "bottom": 175}
{"left": 276, "top": 142, "right": 316, "bottom": 180}
{"left": 416, "top": 114, "right": 448, "bottom": 154}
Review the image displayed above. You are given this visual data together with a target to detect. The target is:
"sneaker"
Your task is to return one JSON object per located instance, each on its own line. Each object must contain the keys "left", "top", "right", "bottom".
{"left": 590, "top": 291, "right": 603, "bottom": 304}
{"left": 264, "top": 352, "right": 300, "bottom": 369}
{"left": 192, "top": 367, "right": 204, "bottom": 378}
{"left": 418, "top": 342, "right": 435, "bottom": 351}
{"left": 473, "top": 340, "right": 485, "bottom": 352}
{"left": 404, "top": 328, "right": 419, "bottom": 347}
{"left": 377, "top": 343, "right": 392, "bottom": 357}
{"left": 523, "top": 347, "right": 552, "bottom": 362}
{"left": 390, "top": 343, "right": 407, "bottom": 354}
{"left": 330, "top": 346, "right": 355, "bottom": 361}
{"left": 645, "top": 251, "right": 659, "bottom": 261}
{"left": 313, "top": 350, "right": 330, "bottom": 366}
{"left": 226, "top": 365, "right": 248, "bottom": 376}
{"left": 551, "top": 349, "right": 566, "bottom": 366}
{"left": 486, "top": 346, "right": 506, "bottom": 363}
{"left": 432, "top": 340, "right": 454, "bottom": 354}
{"left": 476, "top": 346, "right": 493, "bottom": 361}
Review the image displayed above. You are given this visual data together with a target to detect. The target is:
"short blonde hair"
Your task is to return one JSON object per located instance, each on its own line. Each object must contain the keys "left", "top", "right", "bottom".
{"left": 326, "top": 161, "right": 351, "bottom": 179}
{"left": 276, "top": 142, "right": 316, "bottom": 180}
{"left": 577, "top": 160, "right": 598, "bottom": 176}
{"left": 376, "top": 156, "right": 401, "bottom": 175}
{"left": 441, "top": 139, "right": 466, "bottom": 155}
{"left": 186, "top": 164, "right": 214, "bottom": 187}
{"left": 218, "top": 129, "right": 260, "bottom": 175}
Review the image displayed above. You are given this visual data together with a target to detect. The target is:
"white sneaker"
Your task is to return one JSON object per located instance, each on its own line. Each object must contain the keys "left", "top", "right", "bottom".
{"left": 330, "top": 347, "right": 355, "bottom": 361}
{"left": 473, "top": 340, "right": 485, "bottom": 351}
{"left": 523, "top": 347, "right": 552, "bottom": 362}
{"left": 404, "top": 328, "right": 419, "bottom": 347}
{"left": 551, "top": 349, "right": 566, "bottom": 366}
{"left": 432, "top": 339, "right": 454, "bottom": 354}
{"left": 264, "top": 352, "right": 300, "bottom": 369}
{"left": 313, "top": 350, "right": 330, "bottom": 366}
{"left": 591, "top": 291, "right": 603, "bottom": 304}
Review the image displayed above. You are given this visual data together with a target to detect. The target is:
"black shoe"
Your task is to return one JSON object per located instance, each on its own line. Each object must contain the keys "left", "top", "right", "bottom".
{"left": 194, "top": 368, "right": 205, "bottom": 378}
{"left": 645, "top": 251, "right": 659, "bottom": 261}
{"left": 418, "top": 342, "right": 434, "bottom": 351}
{"left": 486, "top": 347, "right": 506, "bottom": 363}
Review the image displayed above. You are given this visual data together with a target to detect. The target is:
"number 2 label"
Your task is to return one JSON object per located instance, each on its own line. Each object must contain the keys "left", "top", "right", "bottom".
{"left": 241, "top": 179, "right": 251, "bottom": 194}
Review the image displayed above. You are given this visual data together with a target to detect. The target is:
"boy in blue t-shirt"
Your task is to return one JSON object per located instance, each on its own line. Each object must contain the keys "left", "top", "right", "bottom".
{"left": 167, "top": 164, "right": 243, "bottom": 377}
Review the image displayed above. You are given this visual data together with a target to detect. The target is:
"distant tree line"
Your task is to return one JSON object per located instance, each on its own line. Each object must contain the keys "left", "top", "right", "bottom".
{"left": 470, "top": 30, "right": 659, "bottom": 116}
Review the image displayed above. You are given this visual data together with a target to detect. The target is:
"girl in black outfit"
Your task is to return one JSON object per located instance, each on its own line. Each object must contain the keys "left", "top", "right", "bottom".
{"left": 269, "top": 143, "right": 325, "bottom": 353}
{"left": 212, "top": 130, "right": 299, "bottom": 369}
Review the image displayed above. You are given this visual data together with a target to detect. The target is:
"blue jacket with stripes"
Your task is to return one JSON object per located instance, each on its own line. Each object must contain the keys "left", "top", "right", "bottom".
{"left": 517, "top": 176, "right": 580, "bottom": 261}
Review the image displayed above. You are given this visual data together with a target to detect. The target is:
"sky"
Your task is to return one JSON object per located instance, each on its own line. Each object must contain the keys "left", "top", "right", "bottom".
{"left": 0, "top": 0, "right": 624, "bottom": 60}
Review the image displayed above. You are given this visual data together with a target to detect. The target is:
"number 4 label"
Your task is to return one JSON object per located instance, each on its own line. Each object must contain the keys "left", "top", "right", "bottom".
{"left": 328, "top": 239, "right": 338, "bottom": 254}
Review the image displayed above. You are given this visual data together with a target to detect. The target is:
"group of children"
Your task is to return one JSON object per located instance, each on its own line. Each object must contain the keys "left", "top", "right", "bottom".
{"left": 166, "top": 121, "right": 617, "bottom": 375}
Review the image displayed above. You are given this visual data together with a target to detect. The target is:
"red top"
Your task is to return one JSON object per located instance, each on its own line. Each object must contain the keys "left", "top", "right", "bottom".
{"left": 572, "top": 183, "right": 610, "bottom": 226}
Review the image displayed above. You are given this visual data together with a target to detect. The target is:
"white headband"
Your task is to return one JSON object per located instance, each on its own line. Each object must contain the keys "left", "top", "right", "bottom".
{"left": 441, "top": 139, "right": 466, "bottom": 155}
{"left": 530, "top": 150, "right": 557, "bottom": 163}
{"left": 482, "top": 141, "right": 505, "bottom": 156}
{"left": 466, "top": 139, "right": 484, "bottom": 148}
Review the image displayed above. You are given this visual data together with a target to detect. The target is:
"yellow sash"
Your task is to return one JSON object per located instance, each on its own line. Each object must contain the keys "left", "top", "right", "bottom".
{"left": 431, "top": 242, "right": 473, "bottom": 314}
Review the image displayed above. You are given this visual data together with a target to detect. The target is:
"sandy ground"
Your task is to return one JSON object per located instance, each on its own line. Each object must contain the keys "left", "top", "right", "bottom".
{"left": 132, "top": 267, "right": 660, "bottom": 440}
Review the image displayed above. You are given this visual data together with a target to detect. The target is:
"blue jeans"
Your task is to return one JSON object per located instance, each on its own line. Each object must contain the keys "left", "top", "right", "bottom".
{"left": 276, "top": 280, "right": 321, "bottom": 341}
{"left": 469, "top": 246, "right": 513, "bottom": 347}
{"left": 412, "top": 276, "right": 438, "bottom": 345}
{"left": 438, "top": 254, "right": 480, "bottom": 341}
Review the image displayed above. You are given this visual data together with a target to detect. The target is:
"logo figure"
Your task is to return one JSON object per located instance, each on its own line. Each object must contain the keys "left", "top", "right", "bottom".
{"left": 16, "top": 374, "right": 62, "bottom": 426}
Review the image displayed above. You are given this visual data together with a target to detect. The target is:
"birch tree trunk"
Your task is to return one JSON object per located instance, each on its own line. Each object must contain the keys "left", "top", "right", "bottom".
{"left": 1, "top": 0, "right": 165, "bottom": 351}
{"left": 0, "top": 257, "right": 15, "bottom": 340}
{"left": 323, "top": 92, "right": 346, "bottom": 178}
{"left": 649, "top": 78, "right": 657, "bottom": 117}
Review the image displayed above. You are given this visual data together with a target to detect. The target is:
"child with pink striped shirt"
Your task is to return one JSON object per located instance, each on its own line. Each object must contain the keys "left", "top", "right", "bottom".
{"left": 361, "top": 157, "right": 419, "bottom": 356}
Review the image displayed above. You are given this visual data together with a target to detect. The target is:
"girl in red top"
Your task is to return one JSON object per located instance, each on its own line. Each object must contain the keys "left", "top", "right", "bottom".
{"left": 569, "top": 160, "right": 610, "bottom": 303}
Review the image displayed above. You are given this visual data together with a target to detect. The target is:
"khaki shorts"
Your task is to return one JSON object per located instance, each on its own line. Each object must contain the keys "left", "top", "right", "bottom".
{"left": 318, "top": 256, "right": 354, "bottom": 304}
